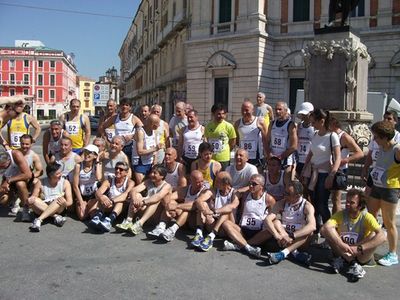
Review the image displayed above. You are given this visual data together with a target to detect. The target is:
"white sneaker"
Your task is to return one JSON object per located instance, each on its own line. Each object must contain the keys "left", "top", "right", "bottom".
{"left": 161, "top": 227, "right": 176, "bottom": 242}
{"left": 54, "top": 215, "right": 67, "bottom": 227}
{"left": 21, "top": 207, "right": 31, "bottom": 222}
{"left": 246, "top": 246, "right": 262, "bottom": 258}
{"left": 223, "top": 240, "right": 240, "bottom": 251}
{"left": 147, "top": 224, "right": 166, "bottom": 238}
{"left": 29, "top": 218, "right": 42, "bottom": 232}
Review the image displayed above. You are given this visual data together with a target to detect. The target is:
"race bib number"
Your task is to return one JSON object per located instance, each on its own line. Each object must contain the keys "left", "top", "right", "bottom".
{"left": 284, "top": 223, "right": 301, "bottom": 233}
{"left": 66, "top": 122, "right": 79, "bottom": 135}
{"left": 272, "top": 135, "right": 285, "bottom": 151}
{"left": 10, "top": 132, "right": 24, "bottom": 147}
{"left": 340, "top": 232, "right": 359, "bottom": 245}
{"left": 80, "top": 183, "right": 97, "bottom": 196}
{"left": 185, "top": 144, "right": 198, "bottom": 158}
{"left": 241, "top": 214, "right": 262, "bottom": 230}
{"left": 371, "top": 167, "right": 385, "bottom": 187}
{"left": 209, "top": 139, "right": 223, "bottom": 153}
{"left": 240, "top": 140, "right": 256, "bottom": 152}
{"left": 372, "top": 149, "right": 380, "bottom": 162}
{"left": 298, "top": 142, "right": 310, "bottom": 154}
{"left": 105, "top": 129, "right": 116, "bottom": 142}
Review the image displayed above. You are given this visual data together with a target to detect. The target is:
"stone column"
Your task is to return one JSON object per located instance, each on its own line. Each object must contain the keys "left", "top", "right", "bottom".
{"left": 302, "top": 28, "right": 373, "bottom": 147}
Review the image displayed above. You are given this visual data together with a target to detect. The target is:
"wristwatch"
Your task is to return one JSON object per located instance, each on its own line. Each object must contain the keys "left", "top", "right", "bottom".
{"left": 357, "top": 245, "right": 364, "bottom": 254}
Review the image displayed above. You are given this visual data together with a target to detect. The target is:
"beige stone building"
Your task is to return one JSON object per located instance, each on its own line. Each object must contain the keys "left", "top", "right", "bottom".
{"left": 119, "top": 0, "right": 400, "bottom": 122}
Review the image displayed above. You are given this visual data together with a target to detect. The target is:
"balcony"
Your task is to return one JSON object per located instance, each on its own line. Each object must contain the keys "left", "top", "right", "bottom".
{"left": 0, "top": 80, "right": 30, "bottom": 86}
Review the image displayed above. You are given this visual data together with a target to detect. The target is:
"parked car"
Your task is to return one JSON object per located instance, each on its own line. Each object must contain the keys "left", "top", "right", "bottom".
{"left": 89, "top": 115, "right": 100, "bottom": 132}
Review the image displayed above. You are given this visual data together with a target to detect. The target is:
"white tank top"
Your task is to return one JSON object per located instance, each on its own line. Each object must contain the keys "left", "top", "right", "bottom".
{"left": 24, "top": 150, "right": 35, "bottom": 169}
{"left": 165, "top": 162, "right": 181, "bottom": 189}
{"left": 103, "top": 152, "right": 127, "bottom": 179}
{"left": 238, "top": 117, "right": 262, "bottom": 160}
{"left": 146, "top": 181, "right": 168, "bottom": 198}
{"left": 4, "top": 150, "right": 18, "bottom": 178}
{"left": 338, "top": 131, "right": 350, "bottom": 170}
{"left": 131, "top": 127, "right": 156, "bottom": 165}
{"left": 281, "top": 197, "right": 307, "bottom": 233}
{"left": 56, "top": 152, "right": 78, "bottom": 179}
{"left": 48, "top": 129, "right": 63, "bottom": 155}
{"left": 214, "top": 187, "right": 235, "bottom": 210}
{"left": 240, "top": 192, "right": 268, "bottom": 230}
{"left": 108, "top": 177, "right": 129, "bottom": 199}
{"left": 184, "top": 184, "right": 206, "bottom": 203}
{"left": 271, "top": 119, "right": 291, "bottom": 156}
{"left": 79, "top": 163, "right": 99, "bottom": 196}
{"left": 297, "top": 122, "right": 314, "bottom": 163}
{"left": 370, "top": 130, "right": 400, "bottom": 165}
{"left": 264, "top": 170, "right": 285, "bottom": 202}
{"left": 42, "top": 177, "right": 65, "bottom": 203}
{"left": 182, "top": 125, "right": 203, "bottom": 159}
{"left": 115, "top": 113, "right": 135, "bottom": 145}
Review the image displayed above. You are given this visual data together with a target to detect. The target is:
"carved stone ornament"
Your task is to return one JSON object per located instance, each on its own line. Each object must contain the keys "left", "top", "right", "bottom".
{"left": 302, "top": 38, "right": 370, "bottom": 109}
{"left": 346, "top": 123, "right": 372, "bottom": 148}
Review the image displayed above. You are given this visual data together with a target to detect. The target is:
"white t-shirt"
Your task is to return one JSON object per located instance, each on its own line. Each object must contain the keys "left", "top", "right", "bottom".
{"left": 226, "top": 162, "right": 258, "bottom": 189}
{"left": 310, "top": 132, "right": 340, "bottom": 172}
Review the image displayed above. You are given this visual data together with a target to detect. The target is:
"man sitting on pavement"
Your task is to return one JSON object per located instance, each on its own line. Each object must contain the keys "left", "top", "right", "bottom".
{"left": 115, "top": 164, "right": 172, "bottom": 235}
{"left": 193, "top": 171, "right": 240, "bottom": 251}
{"left": 320, "top": 189, "right": 386, "bottom": 281}
{"left": 262, "top": 181, "right": 316, "bottom": 265}
{"left": 221, "top": 174, "right": 275, "bottom": 258}
{"left": 27, "top": 162, "right": 73, "bottom": 232}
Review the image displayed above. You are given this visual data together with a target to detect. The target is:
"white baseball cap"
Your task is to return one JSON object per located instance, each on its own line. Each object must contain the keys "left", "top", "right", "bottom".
{"left": 297, "top": 102, "right": 314, "bottom": 115}
{"left": 83, "top": 144, "right": 99, "bottom": 155}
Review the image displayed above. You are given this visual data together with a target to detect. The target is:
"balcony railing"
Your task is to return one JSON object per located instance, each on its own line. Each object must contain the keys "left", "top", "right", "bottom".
{"left": 0, "top": 80, "right": 30, "bottom": 86}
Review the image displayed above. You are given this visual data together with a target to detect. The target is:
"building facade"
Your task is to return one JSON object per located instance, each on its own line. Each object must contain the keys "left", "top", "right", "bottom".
{"left": 120, "top": 0, "right": 400, "bottom": 122}
{"left": 77, "top": 76, "right": 95, "bottom": 115}
{"left": 0, "top": 41, "right": 77, "bottom": 119}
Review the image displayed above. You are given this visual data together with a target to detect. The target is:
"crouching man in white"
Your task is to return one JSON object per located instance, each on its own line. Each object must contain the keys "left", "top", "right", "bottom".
{"left": 320, "top": 189, "right": 386, "bottom": 281}
{"left": 193, "top": 171, "right": 240, "bottom": 251}
{"left": 264, "top": 181, "right": 316, "bottom": 265}
{"left": 28, "top": 163, "right": 73, "bottom": 232}
{"left": 221, "top": 174, "right": 275, "bottom": 258}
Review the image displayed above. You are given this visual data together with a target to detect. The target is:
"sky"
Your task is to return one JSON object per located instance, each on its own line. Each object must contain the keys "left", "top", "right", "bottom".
{"left": 0, "top": 0, "right": 140, "bottom": 80}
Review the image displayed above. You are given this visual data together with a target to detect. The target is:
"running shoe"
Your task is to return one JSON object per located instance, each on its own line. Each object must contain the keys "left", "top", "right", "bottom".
{"left": 129, "top": 220, "right": 143, "bottom": 235}
{"left": 29, "top": 218, "right": 42, "bottom": 232}
{"left": 89, "top": 216, "right": 101, "bottom": 229}
{"left": 222, "top": 240, "right": 239, "bottom": 251}
{"left": 199, "top": 236, "right": 213, "bottom": 252}
{"left": 292, "top": 251, "right": 312, "bottom": 266}
{"left": 269, "top": 251, "right": 285, "bottom": 264}
{"left": 190, "top": 233, "right": 204, "bottom": 248}
{"left": 347, "top": 262, "right": 366, "bottom": 280}
{"left": 147, "top": 224, "right": 166, "bottom": 238}
{"left": 115, "top": 219, "right": 133, "bottom": 232}
{"left": 99, "top": 217, "right": 112, "bottom": 232}
{"left": 378, "top": 252, "right": 399, "bottom": 267}
{"left": 246, "top": 246, "right": 262, "bottom": 258}
{"left": 21, "top": 207, "right": 32, "bottom": 222}
{"left": 54, "top": 215, "right": 67, "bottom": 227}
{"left": 161, "top": 227, "right": 176, "bottom": 242}
{"left": 330, "top": 256, "right": 345, "bottom": 274}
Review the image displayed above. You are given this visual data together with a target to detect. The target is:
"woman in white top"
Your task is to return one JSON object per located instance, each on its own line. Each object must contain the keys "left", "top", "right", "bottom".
{"left": 27, "top": 162, "right": 73, "bottom": 232}
{"left": 301, "top": 109, "right": 341, "bottom": 230}
{"left": 73, "top": 144, "right": 102, "bottom": 221}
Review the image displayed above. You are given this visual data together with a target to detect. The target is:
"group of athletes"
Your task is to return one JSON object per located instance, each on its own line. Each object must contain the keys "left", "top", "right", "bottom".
{"left": 0, "top": 92, "right": 398, "bottom": 282}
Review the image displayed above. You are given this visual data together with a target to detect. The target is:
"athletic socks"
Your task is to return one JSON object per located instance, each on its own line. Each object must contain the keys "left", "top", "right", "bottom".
{"left": 109, "top": 212, "right": 117, "bottom": 223}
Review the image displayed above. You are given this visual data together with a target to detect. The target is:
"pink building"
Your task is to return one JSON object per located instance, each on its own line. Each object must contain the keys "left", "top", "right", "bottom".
{"left": 0, "top": 40, "right": 77, "bottom": 118}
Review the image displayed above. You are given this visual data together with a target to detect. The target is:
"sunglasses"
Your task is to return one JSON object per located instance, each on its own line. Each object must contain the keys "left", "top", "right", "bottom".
{"left": 83, "top": 150, "right": 96, "bottom": 155}
{"left": 248, "top": 181, "right": 260, "bottom": 187}
{"left": 115, "top": 167, "right": 128, "bottom": 172}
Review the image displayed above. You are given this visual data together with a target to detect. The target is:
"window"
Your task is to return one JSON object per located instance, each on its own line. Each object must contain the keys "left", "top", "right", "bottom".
{"left": 9, "top": 89, "right": 15, "bottom": 96}
{"left": 50, "top": 90, "right": 55, "bottom": 99}
{"left": 289, "top": 78, "right": 304, "bottom": 113}
{"left": 9, "top": 59, "right": 15, "bottom": 69}
{"left": 37, "top": 89, "right": 43, "bottom": 99}
{"left": 24, "top": 74, "right": 29, "bottom": 84}
{"left": 214, "top": 77, "right": 229, "bottom": 110}
{"left": 24, "top": 60, "right": 29, "bottom": 68}
{"left": 84, "top": 82, "right": 90, "bottom": 87}
{"left": 38, "top": 74, "right": 43, "bottom": 86}
{"left": 23, "top": 89, "right": 29, "bottom": 95}
{"left": 37, "top": 109, "right": 44, "bottom": 119}
{"left": 84, "top": 92, "right": 90, "bottom": 98}
{"left": 10, "top": 74, "right": 15, "bottom": 84}
{"left": 219, "top": 0, "right": 232, "bottom": 23}
{"left": 351, "top": 0, "right": 365, "bottom": 17}
{"left": 38, "top": 60, "right": 43, "bottom": 68}
{"left": 293, "top": 0, "right": 310, "bottom": 22}
{"left": 85, "top": 100, "right": 89, "bottom": 108}
{"left": 50, "top": 74, "right": 55, "bottom": 86}
{"left": 49, "top": 110, "right": 56, "bottom": 119}
{"left": 50, "top": 60, "right": 55, "bottom": 68}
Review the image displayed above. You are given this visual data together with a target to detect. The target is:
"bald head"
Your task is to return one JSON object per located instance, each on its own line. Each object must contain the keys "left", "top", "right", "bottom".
{"left": 216, "top": 171, "right": 232, "bottom": 187}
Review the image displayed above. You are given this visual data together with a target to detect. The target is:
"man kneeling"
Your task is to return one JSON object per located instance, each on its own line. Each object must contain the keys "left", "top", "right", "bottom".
{"left": 27, "top": 163, "right": 73, "bottom": 232}
{"left": 320, "top": 189, "right": 386, "bottom": 281}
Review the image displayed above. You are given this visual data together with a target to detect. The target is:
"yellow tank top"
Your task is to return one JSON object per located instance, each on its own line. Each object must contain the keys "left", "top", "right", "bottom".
{"left": 264, "top": 113, "right": 270, "bottom": 129}
{"left": 65, "top": 114, "right": 84, "bottom": 149}
{"left": 195, "top": 159, "right": 217, "bottom": 188}
{"left": 7, "top": 113, "right": 29, "bottom": 149}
